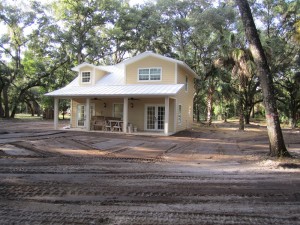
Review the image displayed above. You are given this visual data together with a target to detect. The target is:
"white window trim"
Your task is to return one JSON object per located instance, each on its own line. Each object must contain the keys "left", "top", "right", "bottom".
{"left": 81, "top": 71, "right": 91, "bottom": 84}
{"left": 137, "top": 67, "right": 162, "bottom": 82}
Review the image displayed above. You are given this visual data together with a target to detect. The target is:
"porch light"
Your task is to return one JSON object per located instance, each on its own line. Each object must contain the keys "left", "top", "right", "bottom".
{"left": 130, "top": 103, "right": 134, "bottom": 108}
{"left": 104, "top": 103, "right": 107, "bottom": 108}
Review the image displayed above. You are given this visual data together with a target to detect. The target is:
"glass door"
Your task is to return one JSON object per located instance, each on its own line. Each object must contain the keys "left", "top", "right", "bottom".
{"left": 77, "top": 104, "right": 95, "bottom": 127}
{"left": 146, "top": 106, "right": 156, "bottom": 130}
{"left": 77, "top": 105, "right": 85, "bottom": 127}
{"left": 146, "top": 105, "right": 165, "bottom": 130}
{"left": 157, "top": 106, "right": 165, "bottom": 130}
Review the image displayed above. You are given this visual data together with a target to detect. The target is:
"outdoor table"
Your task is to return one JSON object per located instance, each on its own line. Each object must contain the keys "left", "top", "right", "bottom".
{"left": 107, "top": 120, "right": 123, "bottom": 132}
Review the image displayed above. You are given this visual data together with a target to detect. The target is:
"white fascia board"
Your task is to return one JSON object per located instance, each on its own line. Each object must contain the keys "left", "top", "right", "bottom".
{"left": 121, "top": 51, "right": 181, "bottom": 66}
{"left": 71, "top": 62, "right": 99, "bottom": 72}
{"left": 177, "top": 62, "right": 198, "bottom": 79}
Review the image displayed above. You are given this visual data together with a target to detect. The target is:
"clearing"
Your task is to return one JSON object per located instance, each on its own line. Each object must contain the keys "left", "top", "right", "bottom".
{"left": 0, "top": 119, "right": 299, "bottom": 224}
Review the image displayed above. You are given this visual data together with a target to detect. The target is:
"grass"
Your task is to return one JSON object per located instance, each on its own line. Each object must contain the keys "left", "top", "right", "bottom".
{"left": 14, "top": 113, "right": 70, "bottom": 120}
{"left": 15, "top": 114, "right": 43, "bottom": 120}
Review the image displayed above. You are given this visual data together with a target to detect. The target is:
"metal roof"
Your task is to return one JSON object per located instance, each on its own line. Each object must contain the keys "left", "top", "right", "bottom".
{"left": 45, "top": 84, "right": 184, "bottom": 97}
{"left": 46, "top": 52, "right": 196, "bottom": 98}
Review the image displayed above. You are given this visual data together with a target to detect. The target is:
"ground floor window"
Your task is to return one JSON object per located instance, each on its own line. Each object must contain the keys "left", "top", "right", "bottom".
{"left": 178, "top": 104, "right": 182, "bottom": 125}
{"left": 113, "top": 103, "right": 123, "bottom": 119}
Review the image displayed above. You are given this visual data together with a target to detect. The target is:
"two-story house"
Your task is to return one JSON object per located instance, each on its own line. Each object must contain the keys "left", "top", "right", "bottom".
{"left": 46, "top": 51, "right": 197, "bottom": 135}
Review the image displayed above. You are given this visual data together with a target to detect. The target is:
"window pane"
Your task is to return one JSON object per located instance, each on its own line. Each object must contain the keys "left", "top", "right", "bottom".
{"left": 139, "top": 69, "right": 149, "bottom": 74}
{"left": 82, "top": 72, "right": 90, "bottom": 83}
{"left": 113, "top": 104, "right": 123, "bottom": 119}
{"left": 139, "top": 68, "right": 161, "bottom": 81}
{"left": 139, "top": 69, "right": 149, "bottom": 80}
{"left": 147, "top": 106, "right": 155, "bottom": 129}
{"left": 150, "top": 74, "right": 161, "bottom": 80}
{"left": 150, "top": 68, "right": 161, "bottom": 80}
{"left": 178, "top": 105, "right": 182, "bottom": 124}
{"left": 139, "top": 75, "right": 149, "bottom": 80}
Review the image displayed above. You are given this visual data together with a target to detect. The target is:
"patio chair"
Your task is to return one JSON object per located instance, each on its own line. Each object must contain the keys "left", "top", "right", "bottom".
{"left": 104, "top": 120, "right": 112, "bottom": 131}
{"left": 112, "top": 121, "right": 122, "bottom": 132}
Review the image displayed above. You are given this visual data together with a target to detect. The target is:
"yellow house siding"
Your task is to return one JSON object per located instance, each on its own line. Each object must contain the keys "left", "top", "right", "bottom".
{"left": 169, "top": 98, "right": 175, "bottom": 132}
{"left": 126, "top": 56, "right": 176, "bottom": 84}
{"left": 128, "top": 98, "right": 165, "bottom": 131}
{"left": 175, "top": 66, "right": 195, "bottom": 132}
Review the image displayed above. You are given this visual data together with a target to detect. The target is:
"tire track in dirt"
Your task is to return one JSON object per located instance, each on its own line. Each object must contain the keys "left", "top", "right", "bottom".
{"left": 0, "top": 122, "right": 299, "bottom": 225}
{"left": 0, "top": 202, "right": 298, "bottom": 225}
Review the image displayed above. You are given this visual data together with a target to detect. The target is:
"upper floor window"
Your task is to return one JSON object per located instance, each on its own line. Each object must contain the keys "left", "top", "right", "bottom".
{"left": 138, "top": 68, "right": 161, "bottom": 81}
{"left": 185, "top": 76, "right": 188, "bottom": 92}
{"left": 81, "top": 71, "right": 91, "bottom": 83}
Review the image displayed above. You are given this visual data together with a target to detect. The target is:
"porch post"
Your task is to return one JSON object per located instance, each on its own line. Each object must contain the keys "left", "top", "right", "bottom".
{"left": 86, "top": 98, "right": 91, "bottom": 131}
{"left": 123, "top": 97, "right": 128, "bottom": 133}
{"left": 164, "top": 96, "right": 169, "bottom": 135}
{"left": 54, "top": 98, "right": 59, "bottom": 130}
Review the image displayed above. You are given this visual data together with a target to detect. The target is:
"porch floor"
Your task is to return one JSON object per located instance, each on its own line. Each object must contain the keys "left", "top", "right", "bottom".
{"left": 62, "top": 126, "right": 174, "bottom": 136}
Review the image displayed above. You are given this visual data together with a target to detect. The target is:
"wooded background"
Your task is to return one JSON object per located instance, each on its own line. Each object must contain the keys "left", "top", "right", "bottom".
{"left": 0, "top": 0, "right": 299, "bottom": 128}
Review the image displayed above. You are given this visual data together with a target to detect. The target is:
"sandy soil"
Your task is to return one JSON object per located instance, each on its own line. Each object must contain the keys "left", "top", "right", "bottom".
{"left": 0, "top": 119, "right": 299, "bottom": 224}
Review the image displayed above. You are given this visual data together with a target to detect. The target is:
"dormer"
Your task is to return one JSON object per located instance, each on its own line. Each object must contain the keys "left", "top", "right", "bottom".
{"left": 122, "top": 51, "right": 197, "bottom": 85}
{"left": 71, "top": 63, "right": 109, "bottom": 86}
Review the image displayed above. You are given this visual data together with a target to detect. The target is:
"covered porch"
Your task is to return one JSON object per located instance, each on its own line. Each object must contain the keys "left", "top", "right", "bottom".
{"left": 53, "top": 96, "right": 177, "bottom": 136}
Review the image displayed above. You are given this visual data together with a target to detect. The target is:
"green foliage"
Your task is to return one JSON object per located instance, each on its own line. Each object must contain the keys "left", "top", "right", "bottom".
{"left": 0, "top": 0, "right": 298, "bottom": 127}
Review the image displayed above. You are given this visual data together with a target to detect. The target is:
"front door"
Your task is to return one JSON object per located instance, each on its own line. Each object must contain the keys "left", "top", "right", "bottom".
{"left": 77, "top": 105, "right": 85, "bottom": 127}
{"left": 77, "top": 104, "right": 95, "bottom": 127}
{"left": 145, "top": 105, "right": 165, "bottom": 130}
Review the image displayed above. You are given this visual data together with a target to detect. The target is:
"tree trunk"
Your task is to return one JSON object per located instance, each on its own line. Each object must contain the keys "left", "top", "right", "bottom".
{"left": 207, "top": 86, "right": 214, "bottom": 126}
{"left": 290, "top": 109, "right": 297, "bottom": 129}
{"left": 238, "top": 84, "right": 245, "bottom": 130}
{"left": 0, "top": 88, "right": 4, "bottom": 118}
{"left": 238, "top": 95, "right": 245, "bottom": 131}
{"left": 236, "top": 0, "right": 290, "bottom": 157}
{"left": 3, "top": 85, "right": 10, "bottom": 118}
{"left": 196, "top": 103, "right": 201, "bottom": 122}
{"left": 245, "top": 112, "right": 251, "bottom": 124}
{"left": 10, "top": 105, "right": 17, "bottom": 118}
{"left": 28, "top": 102, "right": 35, "bottom": 116}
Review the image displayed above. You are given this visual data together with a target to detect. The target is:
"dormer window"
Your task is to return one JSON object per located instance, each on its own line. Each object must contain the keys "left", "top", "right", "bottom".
{"left": 138, "top": 68, "right": 161, "bottom": 81}
{"left": 81, "top": 71, "right": 91, "bottom": 83}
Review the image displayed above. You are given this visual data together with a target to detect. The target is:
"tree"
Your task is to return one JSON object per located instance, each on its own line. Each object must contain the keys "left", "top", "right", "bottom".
{"left": 0, "top": 1, "right": 37, "bottom": 118}
{"left": 188, "top": 2, "right": 235, "bottom": 125}
{"left": 235, "top": 0, "right": 290, "bottom": 157}
{"left": 252, "top": 0, "right": 299, "bottom": 128}
{"left": 276, "top": 71, "right": 300, "bottom": 128}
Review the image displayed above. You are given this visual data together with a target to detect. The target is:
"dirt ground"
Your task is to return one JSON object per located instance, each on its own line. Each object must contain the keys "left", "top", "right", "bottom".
{"left": 0, "top": 119, "right": 299, "bottom": 225}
